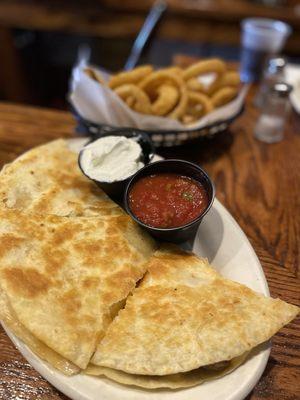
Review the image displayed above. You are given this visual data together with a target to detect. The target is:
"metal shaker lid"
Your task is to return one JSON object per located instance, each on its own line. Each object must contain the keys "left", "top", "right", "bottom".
{"left": 267, "top": 57, "right": 286, "bottom": 74}
{"left": 271, "top": 82, "right": 293, "bottom": 97}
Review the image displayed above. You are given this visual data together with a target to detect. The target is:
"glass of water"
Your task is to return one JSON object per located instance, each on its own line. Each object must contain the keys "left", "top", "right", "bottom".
{"left": 240, "top": 18, "right": 291, "bottom": 83}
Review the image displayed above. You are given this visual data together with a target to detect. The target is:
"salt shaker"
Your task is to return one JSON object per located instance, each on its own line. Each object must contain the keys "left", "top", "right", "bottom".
{"left": 254, "top": 57, "right": 286, "bottom": 108}
{"left": 254, "top": 82, "right": 293, "bottom": 143}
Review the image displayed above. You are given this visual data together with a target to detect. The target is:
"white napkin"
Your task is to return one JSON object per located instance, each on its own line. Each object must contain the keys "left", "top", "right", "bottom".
{"left": 285, "top": 64, "right": 300, "bottom": 114}
{"left": 69, "top": 64, "right": 248, "bottom": 131}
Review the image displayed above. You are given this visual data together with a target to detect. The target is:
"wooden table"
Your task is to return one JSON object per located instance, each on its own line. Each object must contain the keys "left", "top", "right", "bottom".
{"left": 0, "top": 100, "right": 299, "bottom": 399}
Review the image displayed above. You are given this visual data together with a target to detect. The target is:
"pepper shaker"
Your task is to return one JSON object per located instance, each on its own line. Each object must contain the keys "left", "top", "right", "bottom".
{"left": 254, "top": 57, "right": 286, "bottom": 108}
{"left": 254, "top": 82, "right": 293, "bottom": 143}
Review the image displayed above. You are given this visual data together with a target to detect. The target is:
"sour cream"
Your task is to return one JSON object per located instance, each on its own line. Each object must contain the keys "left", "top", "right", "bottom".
{"left": 80, "top": 136, "right": 144, "bottom": 182}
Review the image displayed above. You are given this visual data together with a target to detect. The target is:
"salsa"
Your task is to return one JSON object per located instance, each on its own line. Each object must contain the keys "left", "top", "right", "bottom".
{"left": 128, "top": 173, "right": 208, "bottom": 228}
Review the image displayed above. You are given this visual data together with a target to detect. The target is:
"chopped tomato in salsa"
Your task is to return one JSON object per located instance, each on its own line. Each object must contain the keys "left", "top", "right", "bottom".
{"left": 128, "top": 173, "right": 208, "bottom": 228}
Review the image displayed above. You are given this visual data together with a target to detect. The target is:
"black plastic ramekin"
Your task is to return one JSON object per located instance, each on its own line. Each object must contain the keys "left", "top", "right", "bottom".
{"left": 124, "top": 159, "right": 215, "bottom": 243}
{"left": 78, "top": 129, "right": 155, "bottom": 202}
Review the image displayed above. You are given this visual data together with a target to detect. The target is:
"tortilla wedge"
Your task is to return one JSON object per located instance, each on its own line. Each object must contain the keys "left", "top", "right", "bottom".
{"left": 0, "top": 288, "right": 79, "bottom": 375}
{"left": 84, "top": 352, "right": 249, "bottom": 389}
{"left": 90, "top": 246, "right": 299, "bottom": 387}
{"left": 0, "top": 208, "right": 155, "bottom": 369}
{"left": 0, "top": 139, "right": 122, "bottom": 217}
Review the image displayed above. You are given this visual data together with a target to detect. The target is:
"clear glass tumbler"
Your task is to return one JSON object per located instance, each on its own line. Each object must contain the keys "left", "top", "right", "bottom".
{"left": 240, "top": 18, "right": 291, "bottom": 83}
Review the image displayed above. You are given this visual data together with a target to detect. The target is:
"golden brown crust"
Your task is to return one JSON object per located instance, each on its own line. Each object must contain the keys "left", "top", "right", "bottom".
{"left": 108, "top": 66, "right": 153, "bottom": 89}
{"left": 211, "top": 87, "right": 239, "bottom": 108}
{"left": 114, "top": 84, "right": 152, "bottom": 114}
{"left": 0, "top": 208, "right": 155, "bottom": 369}
{"left": 207, "top": 70, "right": 240, "bottom": 95}
{"left": 181, "top": 91, "right": 214, "bottom": 124}
{"left": 0, "top": 288, "right": 80, "bottom": 375}
{"left": 84, "top": 61, "right": 240, "bottom": 121}
{"left": 151, "top": 84, "right": 179, "bottom": 116}
{"left": 3, "top": 268, "right": 51, "bottom": 299}
{"left": 92, "top": 246, "right": 299, "bottom": 375}
{"left": 139, "top": 70, "right": 188, "bottom": 119}
{"left": 84, "top": 352, "right": 249, "bottom": 388}
{"left": 182, "top": 59, "right": 226, "bottom": 81}
{"left": 0, "top": 139, "right": 123, "bottom": 217}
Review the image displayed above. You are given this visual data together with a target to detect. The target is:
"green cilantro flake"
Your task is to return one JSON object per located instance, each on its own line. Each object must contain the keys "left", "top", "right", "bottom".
{"left": 182, "top": 192, "right": 193, "bottom": 201}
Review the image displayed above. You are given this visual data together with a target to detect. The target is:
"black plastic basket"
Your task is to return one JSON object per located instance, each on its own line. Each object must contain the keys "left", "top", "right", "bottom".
{"left": 72, "top": 104, "right": 245, "bottom": 148}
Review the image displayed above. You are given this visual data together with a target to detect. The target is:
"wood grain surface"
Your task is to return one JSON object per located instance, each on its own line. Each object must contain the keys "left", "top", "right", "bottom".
{"left": 0, "top": 99, "right": 299, "bottom": 399}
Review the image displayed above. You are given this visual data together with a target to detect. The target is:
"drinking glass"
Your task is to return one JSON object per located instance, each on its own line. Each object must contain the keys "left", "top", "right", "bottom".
{"left": 240, "top": 18, "right": 291, "bottom": 83}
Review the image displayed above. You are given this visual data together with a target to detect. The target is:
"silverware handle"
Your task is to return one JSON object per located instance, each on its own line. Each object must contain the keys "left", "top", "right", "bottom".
{"left": 124, "top": 0, "right": 167, "bottom": 71}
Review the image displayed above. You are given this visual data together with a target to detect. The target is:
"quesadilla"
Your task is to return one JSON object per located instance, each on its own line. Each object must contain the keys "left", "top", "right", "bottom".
{"left": 0, "top": 208, "right": 156, "bottom": 370}
{"left": 85, "top": 353, "right": 250, "bottom": 389}
{"left": 0, "top": 139, "right": 122, "bottom": 217}
{"left": 0, "top": 289, "right": 80, "bottom": 375}
{"left": 89, "top": 245, "right": 299, "bottom": 388}
{"left": 0, "top": 139, "right": 298, "bottom": 390}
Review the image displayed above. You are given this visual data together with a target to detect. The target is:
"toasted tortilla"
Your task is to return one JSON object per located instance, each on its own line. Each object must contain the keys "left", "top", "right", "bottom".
{"left": 84, "top": 352, "right": 249, "bottom": 389}
{"left": 0, "top": 288, "right": 79, "bottom": 375}
{"left": 0, "top": 208, "right": 155, "bottom": 369}
{"left": 0, "top": 139, "right": 122, "bottom": 217}
{"left": 92, "top": 245, "right": 299, "bottom": 376}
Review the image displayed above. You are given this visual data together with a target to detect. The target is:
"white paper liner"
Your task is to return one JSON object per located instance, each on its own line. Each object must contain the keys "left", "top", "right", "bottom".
{"left": 69, "top": 63, "right": 248, "bottom": 131}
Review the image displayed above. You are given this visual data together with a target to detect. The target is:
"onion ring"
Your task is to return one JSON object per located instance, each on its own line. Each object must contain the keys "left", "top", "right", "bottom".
{"left": 108, "top": 65, "right": 153, "bottom": 89}
{"left": 84, "top": 67, "right": 105, "bottom": 85}
{"left": 114, "top": 84, "right": 152, "bottom": 114}
{"left": 125, "top": 95, "right": 135, "bottom": 108}
{"left": 151, "top": 84, "right": 179, "bottom": 116}
{"left": 208, "top": 71, "right": 240, "bottom": 95}
{"left": 186, "top": 92, "right": 213, "bottom": 117}
{"left": 159, "top": 66, "right": 183, "bottom": 76}
{"left": 181, "top": 92, "right": 213, "bottom": 125}
{"left": 186, "top": 78, "right": 206, "bottom": 93}
{"left": 182, "top": 59, "right": 226, "bottom": 80}
{"left": 211, "top": 87, "right": 238, "bottom": 108}
{"left": 181, "top": 115, "right": 197, "bottom": 125}
{"left": 139, "top": 71, "right": 188, "bottom": 119}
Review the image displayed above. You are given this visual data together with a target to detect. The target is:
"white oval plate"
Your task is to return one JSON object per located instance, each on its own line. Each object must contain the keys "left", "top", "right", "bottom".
{"left": 2, "top": 138, "right": 270, "bottom": 400}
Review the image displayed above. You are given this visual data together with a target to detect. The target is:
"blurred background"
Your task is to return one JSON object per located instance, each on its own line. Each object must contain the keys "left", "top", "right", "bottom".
{"left": 1, "top": 0, "right": 300, "bottom": 109}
